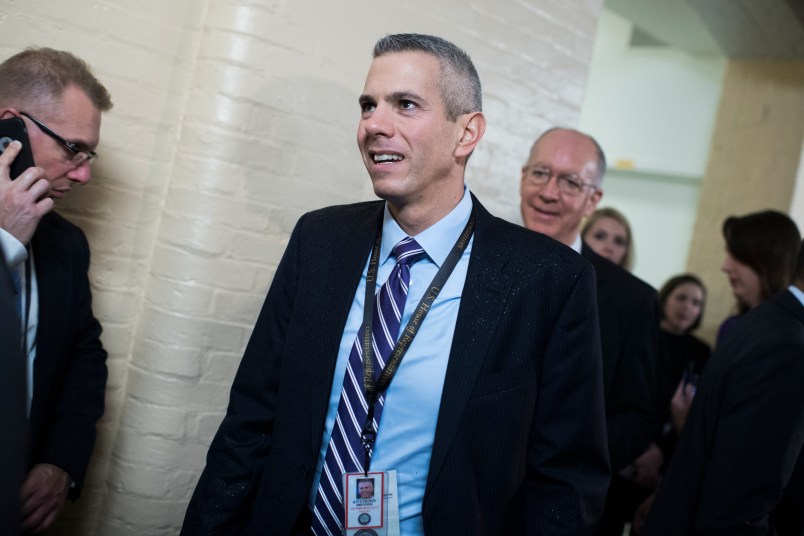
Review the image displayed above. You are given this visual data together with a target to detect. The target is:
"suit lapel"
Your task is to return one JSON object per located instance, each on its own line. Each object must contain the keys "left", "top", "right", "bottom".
{"left": 308, "top": 202, "right": 385, "bottom": 452}
{"left": 29, "top": 215, "right": 70, "bottom": 429}
{"left": 426, "top": 198, "right": 513, "bottom": 492}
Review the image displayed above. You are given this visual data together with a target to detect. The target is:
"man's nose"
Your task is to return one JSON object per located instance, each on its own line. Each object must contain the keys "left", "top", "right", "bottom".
{"left": 66, "top": 161, "right": 91, "bottom": 185}
{"left": 538, "top": 174, "right": 561, "bottom": 200}
{"left": 363, "top": 104, "right": 393, "bottom": 137}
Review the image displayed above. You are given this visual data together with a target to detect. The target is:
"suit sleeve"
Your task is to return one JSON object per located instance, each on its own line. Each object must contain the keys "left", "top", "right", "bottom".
{"left": 36, "top": 229, "right": 107, "bottom": 499}
{"left": 605, "top": 287, "right": 660, "bottom": 471}
{"left": 181, "top": 215, "right": 303, "bottom": 535}
{"left": 693, "top": 338, "right": 804, "bottom": 535}
{"left": 528, "top": 261, "right": 611, "bottom": 534}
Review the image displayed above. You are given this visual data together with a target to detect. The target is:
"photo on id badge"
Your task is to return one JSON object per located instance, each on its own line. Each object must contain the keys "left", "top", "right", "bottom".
{"left": 344, "top": 471, "right": 399, "bottom": 535}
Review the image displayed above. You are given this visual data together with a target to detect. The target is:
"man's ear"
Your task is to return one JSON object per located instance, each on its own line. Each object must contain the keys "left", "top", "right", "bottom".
{"left": 455, "top": 111, "right": 486, "bottom": 159}
{"left": 0, "top": 108, "right": 19, "bottom": 120}
{"left": 584, "top": 188, "right": 603, "bottom": 217}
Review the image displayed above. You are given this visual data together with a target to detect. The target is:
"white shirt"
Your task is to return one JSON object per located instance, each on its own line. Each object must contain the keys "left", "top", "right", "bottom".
{"left": 788, "top": 284, "right": 804, "bottom": 309}
{"left": 1, "top": 227, "right": 39, "bottom": 412}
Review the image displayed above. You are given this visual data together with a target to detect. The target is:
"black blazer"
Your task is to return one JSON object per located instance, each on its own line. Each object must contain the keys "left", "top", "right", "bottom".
{"left": 183, "top": 196, "right": 611, "bottom": 535}
{"left": 643, "top": 290, "right": 804, "bottom": 536}
{"left": 0, "top": 248, "right": 25, "bottom": 534}
{"left": 581, "top": 243, "right": 660, "bottom": 471}
{"left": 27, "top": 212, "right": 108, "bottom": 498}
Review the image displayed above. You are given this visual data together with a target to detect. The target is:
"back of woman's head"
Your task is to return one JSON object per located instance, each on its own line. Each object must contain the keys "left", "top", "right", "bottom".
{"left": 723, "top": 210, "right": 801, "bottom": 306}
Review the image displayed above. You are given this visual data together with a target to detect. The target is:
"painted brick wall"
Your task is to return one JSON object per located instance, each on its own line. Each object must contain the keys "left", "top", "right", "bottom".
{"left": 0, "top": 0, "right": 603, "bottom": 533}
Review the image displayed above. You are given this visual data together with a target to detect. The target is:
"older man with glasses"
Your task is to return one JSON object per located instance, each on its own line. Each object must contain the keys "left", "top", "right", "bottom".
{"left": 0, "top": 47, "right": 112, "bottom": 534}
{"left": 520, "top": 127, "right": 661, "bottom": 536}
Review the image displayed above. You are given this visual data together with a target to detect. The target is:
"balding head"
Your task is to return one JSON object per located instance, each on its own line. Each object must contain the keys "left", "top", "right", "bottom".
{"left": 519, "top": 128, "right": 605, "bottom": 246}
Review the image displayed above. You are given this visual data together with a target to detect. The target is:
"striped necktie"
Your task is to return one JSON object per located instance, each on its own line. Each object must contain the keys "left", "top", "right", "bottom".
{"left": 311, "top": 237, "right": 425, "bottom": 535}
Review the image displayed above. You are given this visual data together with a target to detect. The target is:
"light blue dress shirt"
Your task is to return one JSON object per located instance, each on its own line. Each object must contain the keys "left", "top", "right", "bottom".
{"left": 1, "top": 227, "right": 38, "bottom": 412}
{"left": 309, "top": 188, "right": 474, "bottom": 535}
{"left": 788, "top": 284, "right": 804, "bottom": 309}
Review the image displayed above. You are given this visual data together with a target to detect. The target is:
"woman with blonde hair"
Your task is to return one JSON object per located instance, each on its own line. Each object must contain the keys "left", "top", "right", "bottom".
{"left": 582, "top": 207, "right": 634, "bottom": 271}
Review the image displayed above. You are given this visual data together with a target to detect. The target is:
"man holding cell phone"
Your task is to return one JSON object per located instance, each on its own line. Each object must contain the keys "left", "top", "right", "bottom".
{"left": 0, "top": 47, "right": 112, "bottom": 534}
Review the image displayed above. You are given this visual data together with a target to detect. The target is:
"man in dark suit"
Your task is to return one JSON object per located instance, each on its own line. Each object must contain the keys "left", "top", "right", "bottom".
{"left": 519, "top": 128, "right": 660, "bottom": 533}
{"left": 184, "top": 34, "right": 610, "bottom": 535}
{"left": 642, "top": 240, "right": 804, "bottom": 536}
{"left": 0, "top": 48, "right": 112, "bottom": 533}
{"left": 0, "top": 248, "right": 25, "bottom": 536}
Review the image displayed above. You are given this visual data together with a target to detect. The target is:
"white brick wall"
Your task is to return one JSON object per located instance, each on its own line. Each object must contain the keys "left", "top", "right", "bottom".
{"left": 0, "top": 0, "right": 603, "bottom": 533}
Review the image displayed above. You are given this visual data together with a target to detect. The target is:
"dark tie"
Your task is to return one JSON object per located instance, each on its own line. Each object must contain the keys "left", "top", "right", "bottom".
{"left": 11, "top": 265, "right": 22, "bottom": 320}
{"left": 311, "top": 237, "right": 425, "bottom": 535}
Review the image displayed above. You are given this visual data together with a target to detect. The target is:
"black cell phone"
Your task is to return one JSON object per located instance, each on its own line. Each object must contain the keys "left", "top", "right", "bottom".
{"left": 0, "top": 116, "right": 36, "bottom": 179}
{"left": 681, "top": 362, "right": 699, "bottom": 400}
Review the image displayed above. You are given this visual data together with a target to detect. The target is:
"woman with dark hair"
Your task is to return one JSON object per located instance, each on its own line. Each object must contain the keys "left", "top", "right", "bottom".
{"left": 633, "top": 218, "right": 801, "bottom": 534}
{"left": 670, "top": 212, "right": 800, "bottom": 433}
{"left": 718, "top": 210, "right": 801, "bottom": 344}
{"left": 657, "top": 274, "right": 710, "bottom": 398}
{"left": 609, "top": 274, "right": 710, "bottom": 536}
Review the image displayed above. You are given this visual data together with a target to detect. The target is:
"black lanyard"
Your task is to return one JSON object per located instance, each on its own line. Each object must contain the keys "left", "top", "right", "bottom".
{"left": 359, "top": 212, "right": 475, "bottom": 472}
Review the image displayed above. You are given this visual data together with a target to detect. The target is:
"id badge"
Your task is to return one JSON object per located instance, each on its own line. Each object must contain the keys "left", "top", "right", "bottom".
{"left": 343, "top": 470, "right": 400, "bottom": 536}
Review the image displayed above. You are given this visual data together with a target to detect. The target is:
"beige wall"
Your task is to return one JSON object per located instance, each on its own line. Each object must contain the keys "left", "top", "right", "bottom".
{"left": 687, "top": 60, "right": 804, "bottom": 343}
{"left": 0, "top": 0, "right": 604, "bottom": 534}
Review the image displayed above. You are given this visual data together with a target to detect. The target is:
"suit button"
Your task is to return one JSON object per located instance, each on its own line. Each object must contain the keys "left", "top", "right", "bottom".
{"left": 299, "top": 464, "right": 311, "bottom": 479}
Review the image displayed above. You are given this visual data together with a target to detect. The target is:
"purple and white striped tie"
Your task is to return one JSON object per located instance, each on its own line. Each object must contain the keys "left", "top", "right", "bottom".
{"left": 311, "top": 237, "right": 425, "bottom": 535}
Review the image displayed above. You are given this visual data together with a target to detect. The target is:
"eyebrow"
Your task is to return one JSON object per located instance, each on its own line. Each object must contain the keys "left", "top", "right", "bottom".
{"left": 529, "top": 165, "right": 581, "bottom": 178}
{"left": 358, "top": 90, "right": 427, "bottom": 106}
{"left": 69, "top": 139, "right": 94, "bottom": 152}
{"left": 55, "top": 129, "right": 96, "bottom": 152}
{"left": 389, "top": 90, "right": 422, "bottom": 102}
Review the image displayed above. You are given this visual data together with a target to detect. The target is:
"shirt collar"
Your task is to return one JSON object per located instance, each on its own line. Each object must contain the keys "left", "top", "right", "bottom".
{"left": 570, "top": 233, "right": 582, "bottom": 253}
{"left": 788, "top": 285, "right": 804, "bottom": 309}
{"left": 380, "top": 187, "right": 473, "bottom": 268}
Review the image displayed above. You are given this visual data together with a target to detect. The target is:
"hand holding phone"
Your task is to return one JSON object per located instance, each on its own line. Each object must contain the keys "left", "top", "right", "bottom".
{"left": 671, "top": 374, "right": 696, "bottom": 432}
{"left": 681, "top": 362, "right": 700, "bottom": 400}
{"left": 0, "top": 118, "right": 54, "bottom": 245}
{"left": 0, "top": 116, "right": 36, "bottom": 179}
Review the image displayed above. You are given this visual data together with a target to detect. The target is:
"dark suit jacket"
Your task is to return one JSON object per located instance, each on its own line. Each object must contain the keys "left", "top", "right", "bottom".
{"left": 183, "top": 195, "right": 611, "bottom": 535}
{"left": 0, "top": 248, "right": 25, "bottom": 535}
{"left": 26, "top": 212, "right": 108, "bottom": 498}
{"left": 643, "top": 290, "right": 804, "bottom": 536}
{"left": 581, "top": 244, "right": 659, "bottom": 471}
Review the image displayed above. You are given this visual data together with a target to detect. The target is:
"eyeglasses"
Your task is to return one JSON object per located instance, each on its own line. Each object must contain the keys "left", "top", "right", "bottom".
{"left": 19, "top": 111, "right": 98, "bottom": 167}
{"left": 523, "top": 166, "right": 597, "bottom": 197}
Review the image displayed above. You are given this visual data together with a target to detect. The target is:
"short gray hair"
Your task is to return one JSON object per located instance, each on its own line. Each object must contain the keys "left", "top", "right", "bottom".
{"left": 0, "top": 47, "right": 112, "bottom": 114}
{"left": 373, "top": 33, "right": 481, "bottom": 121}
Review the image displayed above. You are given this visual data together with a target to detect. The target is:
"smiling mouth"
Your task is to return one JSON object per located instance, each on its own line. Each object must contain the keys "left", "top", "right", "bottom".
{"left": 533, "top": 206, "right": 559, "bottom": 218}
{"left": 372, "top": 153, "right": 404, "bottom": 163}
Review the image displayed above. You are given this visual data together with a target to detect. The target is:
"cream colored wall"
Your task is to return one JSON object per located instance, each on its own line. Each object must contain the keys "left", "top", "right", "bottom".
{"left": 0, "top": 0, "right": 605, "bottom": 534}
{"left": 579, "top": 8, "right": 727, "bottom": 289}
